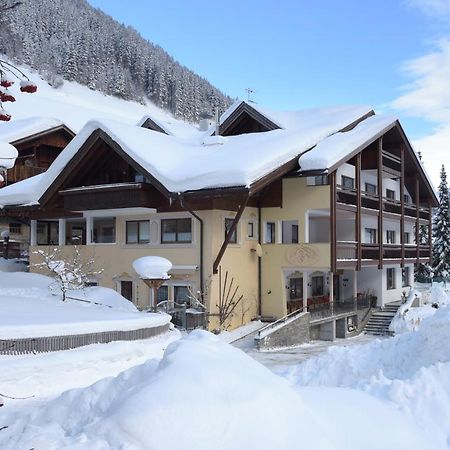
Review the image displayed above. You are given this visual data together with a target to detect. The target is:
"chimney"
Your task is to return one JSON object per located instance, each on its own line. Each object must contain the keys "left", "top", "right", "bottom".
{"left": 198, "top": 110, "right": 214, "bottom": 132}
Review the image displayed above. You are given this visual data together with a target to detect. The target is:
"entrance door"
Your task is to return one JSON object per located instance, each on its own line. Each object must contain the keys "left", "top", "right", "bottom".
{"left": 120, "top": 280, "right": 133, "bottom": 302}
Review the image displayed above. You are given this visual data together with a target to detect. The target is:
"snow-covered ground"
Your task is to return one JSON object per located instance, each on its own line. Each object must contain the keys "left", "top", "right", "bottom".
{"left": 0, "top": 271, "right": 170, "bottom": 339}
{"left": 0, "top": 276, "right": 448, "bottom": 449}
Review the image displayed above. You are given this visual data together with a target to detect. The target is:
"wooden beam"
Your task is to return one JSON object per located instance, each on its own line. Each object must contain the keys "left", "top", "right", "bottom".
{"left": 377, "top": 138, "right": 384, "bottom": 269}
{"left": 428, "top": 201, "right": 433, "bottom": 264}
{"left": 213, "top": 196, "right": 249, "bottom": 274}
{"left": 356, "top": 152, "right": 362, "bottom": 271}
{"left": 400, "top": 145, "right": 405, "bottom": 268}
{"left": 330, "top": 171, "right": 337, "bottom": 274}
{"left": 415, "top": 176, "right": 420, "bottom": 264}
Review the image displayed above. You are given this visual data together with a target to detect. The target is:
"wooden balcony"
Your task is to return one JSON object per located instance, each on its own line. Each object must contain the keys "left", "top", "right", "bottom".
{"left": 6, "top": 165, "right": 46, "bottom": 184}
{"left": 336, "top": 241, "right": 431, "bottom": 267}
{"left": 60, "top": 183, "right": 159, "bottom": 211}
{"left": 336, "top": 185, "right": 430, "bottom": 219}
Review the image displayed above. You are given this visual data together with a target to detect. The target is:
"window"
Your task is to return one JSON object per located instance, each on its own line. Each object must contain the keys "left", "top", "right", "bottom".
{"left": 120, "top": 280, "right": 133, "bottom": 301}
{"left": 312, "top": 276, "right": 324, "bottom": 297}
{"left": 265, "top": 222, "right": 275, "bottom": 243}
{"left": 157, "top": 285, "right": 169, "bottom": 303}
{"left": 126, "top": 220, "right": 150, "bottom": 244}
{"left": 365, "top": 183, "right": 377, "bottom": 195}
{"left": 174, "top": 285, "right": 190, "bottom": 304}
{"left": 314, "top": 175, "right": 328, "bottom": 185}
{"left": 66, "top": 219, "right": 86, "bottom": 245}
{"left": 247, "top": 222, "right": 255, "bottom": 238}
{"left": 289, "top": 277, "right": 303, "bottom": 300}
{"left": 365, "top": 228, "right": 377, "bottom": 244}
{"left": 225, "top": 218, "right": 237, "bottom": 244}
{"left": 342, "top": 175, "right": 355, "bottom": 189}
{"left": 387, "top": 268, "right": 396, "bottom": 290}
{"left": 404, "top": 232, "right": 410, "bottom": 244}
{"left": 9, "top": 222, "right": 21, "bottom": 234}
{"left": 161, "top": 218, "right": 192, "bottom": 243}
{"left": 37, "top": 221, "right": 59, "bottom": 245}
{"left": 386, "top": 230, "right": 396, "bottom": 244}
{"left": 386, "top": 189, "right": 395, "bottom": 200}
{"left": 402, "top": 267, "right": 410, "bottom": 287}
{"left": 92, "top": 217, "right": 116, "bottom": 244}
{"left": 404, "top": 194, "right": 411, "bottom": 204}
{"left": 282, "top": 220, "right": 299, "bottom": 244}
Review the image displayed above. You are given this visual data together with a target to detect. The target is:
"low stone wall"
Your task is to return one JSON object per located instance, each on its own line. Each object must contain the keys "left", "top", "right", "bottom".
{"left": 255, "top": 312, "right": 310, "bottom": 350}
{"left": 0, "top": 323, "right": 170, "bottom": 355}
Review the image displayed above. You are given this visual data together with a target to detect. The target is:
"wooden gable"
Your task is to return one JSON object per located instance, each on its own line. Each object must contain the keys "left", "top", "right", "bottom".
{"left": 218, "top": 102, "right": 280, "bottom": 136}
{"left": 140, "top": 117, "right": 168, "bottom": 135}
{"left": 6, "top": 126, "right": 75, "bottom": 184}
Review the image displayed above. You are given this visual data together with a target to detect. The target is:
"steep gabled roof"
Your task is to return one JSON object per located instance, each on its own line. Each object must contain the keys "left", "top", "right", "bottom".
{"left": 0, "top": 117, "right": 75, "bottom": 145}
{"left": 136, "top": 114, "right": 204, "bottom": 140}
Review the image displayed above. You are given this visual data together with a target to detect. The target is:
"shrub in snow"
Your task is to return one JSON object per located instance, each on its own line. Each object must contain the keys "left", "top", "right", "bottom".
{"left": 0, "top": 142, "right": 18, "bottom": 170}
{"left": 34, "top": 246, "right": 102, "bottom": 301}
{"left": 0, "top": 57, "right": 37, "bottom": 121}
{"left": 132, "top": 256, "right": 171, "bottom": 280}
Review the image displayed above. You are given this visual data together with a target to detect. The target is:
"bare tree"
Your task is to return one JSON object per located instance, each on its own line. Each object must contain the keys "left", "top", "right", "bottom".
{"left": 216, "top": 266, "right": 244, "bottom": 331}
{"left": 34, "top": 246, "right": 102, "bottom": 302}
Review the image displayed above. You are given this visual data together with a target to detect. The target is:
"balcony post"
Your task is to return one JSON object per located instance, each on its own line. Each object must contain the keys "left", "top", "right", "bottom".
{"left": 428, "top": 201, "right": 433, "bottom": 264}
{"left": 330, "top": 171, "right": 337, "bottom": 273}
{"left": 86, "top": 216, "right": 93, "bottom": 245}
{"left": 58, "top": 218, "right": 66, "bottom": 246}
{"left": 415, "top": 176, "right": 420, "bottom": 264}
{"left": 400, "top": 145, "right": 405, "bottom": 268}
{"left": 30, "top": 220, "right": 37, "bottom": 246}
{"left": 303, "top": 271, "right": 308, "bottom": 312}
{"left": 356, "top": 152, "right": 362, "bottom": 271}
{"left": 377, "top": 138, "right": 384, "bottom": 269}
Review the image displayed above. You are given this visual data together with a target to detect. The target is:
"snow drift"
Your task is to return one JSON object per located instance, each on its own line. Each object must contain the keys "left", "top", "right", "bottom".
{"left": 1, "top": 331, "right": 437, "bottom": 450}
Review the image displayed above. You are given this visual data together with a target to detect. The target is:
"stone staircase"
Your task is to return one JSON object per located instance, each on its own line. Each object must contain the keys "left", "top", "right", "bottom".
{"left": 364, "top": 302, "right": 401, "bottom": 336}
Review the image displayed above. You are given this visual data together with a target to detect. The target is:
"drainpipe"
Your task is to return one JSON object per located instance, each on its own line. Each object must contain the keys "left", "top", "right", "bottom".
{"left": 258, "top": 205, "right": 262, "bottom": 317}
{"left": 179, "top": 194, "right": 204, "bottom": 300}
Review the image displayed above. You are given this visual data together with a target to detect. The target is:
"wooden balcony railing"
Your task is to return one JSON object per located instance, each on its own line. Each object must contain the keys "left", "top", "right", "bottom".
{"left": 336, "top": 185, "right": 430, "bottom": 219}
{"left": 6, "top": 165, "right": 46, "bottom": 183}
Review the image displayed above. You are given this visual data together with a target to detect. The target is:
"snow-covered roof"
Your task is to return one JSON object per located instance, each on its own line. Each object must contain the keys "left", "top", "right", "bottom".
{"left": 219, "top": 100, "right": 371, "bottom": 131}
{"left": 0, "top": 105, "right": 382, "bottom": 207}
{"left": 137, "top": 114, "right": 205, "bottom": 140}
{"left": 0, "top": 117, "right": 69, "bottom": 144}
{"left": 298, "top": 115, "right": 397, "bottom": 172}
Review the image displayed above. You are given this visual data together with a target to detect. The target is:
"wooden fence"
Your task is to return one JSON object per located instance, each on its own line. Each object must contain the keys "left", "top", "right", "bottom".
{"left": 0, "top": 323, "right": 170, "bottom": 355}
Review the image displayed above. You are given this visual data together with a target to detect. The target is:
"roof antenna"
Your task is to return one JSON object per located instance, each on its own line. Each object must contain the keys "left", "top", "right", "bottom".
{"left": 245, "top": 88, "right": 255, "bottom": 103}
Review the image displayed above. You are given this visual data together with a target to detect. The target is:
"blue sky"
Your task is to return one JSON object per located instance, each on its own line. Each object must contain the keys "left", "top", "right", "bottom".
{"left": 88, "top": 0, "right": 450, "bottom": 183}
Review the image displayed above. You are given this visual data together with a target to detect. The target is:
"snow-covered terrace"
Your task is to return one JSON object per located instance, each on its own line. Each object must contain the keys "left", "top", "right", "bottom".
{"left": 0, "top": 105, "right": 375, "bottom": 207}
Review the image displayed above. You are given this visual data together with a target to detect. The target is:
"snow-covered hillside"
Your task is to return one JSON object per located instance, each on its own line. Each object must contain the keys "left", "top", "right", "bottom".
{"left": 2, "top": 60, "right": 196, "bottom": 134}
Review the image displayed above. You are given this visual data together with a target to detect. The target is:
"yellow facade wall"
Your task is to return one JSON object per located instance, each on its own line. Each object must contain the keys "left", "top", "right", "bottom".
{"left": 260, "top": 177, "right": 331, "bottom": 318}
{"left": 29, "top": 207, "right": 260, "bottom": 331}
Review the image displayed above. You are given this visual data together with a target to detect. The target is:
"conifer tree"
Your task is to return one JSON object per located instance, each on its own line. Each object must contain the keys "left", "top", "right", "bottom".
{"left": 432, "top": 165, "right": 450, "bottom": 278}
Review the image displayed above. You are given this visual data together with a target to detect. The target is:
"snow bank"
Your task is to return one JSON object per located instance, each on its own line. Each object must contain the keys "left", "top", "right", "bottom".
{"left": 132, "top": 255, "right": 171, "bottom": 280}
{"left": 0, "top": 272, "right": 170, "bottom": 339}
{"left": 1, "top": 330, "right": 335, "bottom": 450}
{"left": 280, "top": 304, "right": 450, "bottom": 449}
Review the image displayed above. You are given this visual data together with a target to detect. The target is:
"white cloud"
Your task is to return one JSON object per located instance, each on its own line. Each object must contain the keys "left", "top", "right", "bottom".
{"left": 390, "top": 39, "right": 450, "bottom": 185}
{"left": 407, "top": 0, "right": 450, "bottom": 19}
{"left": 413, "top": 123, "right": 450, "bottom": 188}
{"left": 391, "top": 39, "right": 450, "bottom": 123}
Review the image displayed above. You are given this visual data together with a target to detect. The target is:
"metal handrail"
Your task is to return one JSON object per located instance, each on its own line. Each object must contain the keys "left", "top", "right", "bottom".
{"left": 255, "top": 309, "right": 306, "bottom": 338}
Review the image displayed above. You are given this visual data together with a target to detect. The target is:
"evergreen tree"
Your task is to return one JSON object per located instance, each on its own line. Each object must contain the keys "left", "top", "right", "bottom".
{"left": 0, "top": 0, "right": 232, "bottom": 121}
{"left": 432, "top": 165, "right": 450, "bottom": 278}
